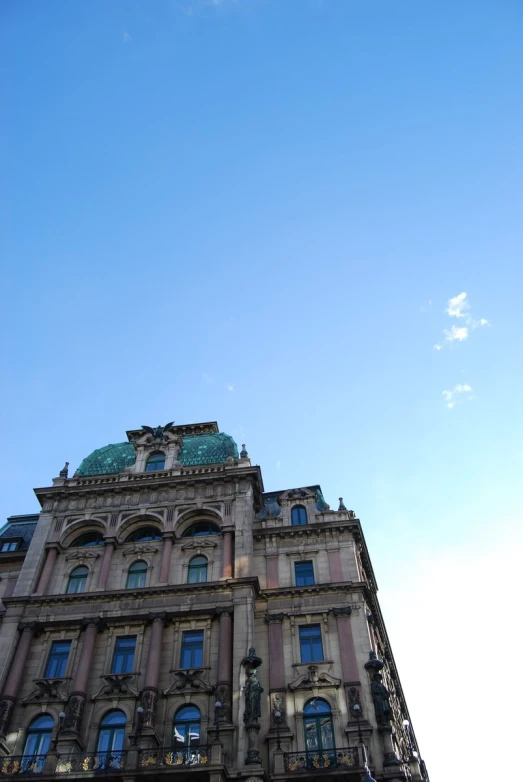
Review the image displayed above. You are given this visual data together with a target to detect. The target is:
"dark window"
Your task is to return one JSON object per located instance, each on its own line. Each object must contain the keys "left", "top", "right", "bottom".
{"left": 295, "top": 561, "right": 315, "bottom": 586}
{"left": 299, "top": 625, "right": 324, "bottom": 663}
{"left": 173, "top": 705, "right": 201, "bottom": 748}
{"left": 96, "top": 710, "right": 126, "bottom": 769}
{"left": 182, "top": 522, "right": 220, "bottom": 537}
{"left": 291, "top": 506, "right": 308, "bottom": 526}
{"left": 126, "top": 561, "right": 147, "bottom": 589}
{"left": 67, "top": 566, "right": 88, "bottom": 594}
{"left": 111, "top": 636, "right": 136, "bottom": 674}
{"left": 23, "top": 715, "right": 53, "bottom": 766}
{"left": 45, "top": 641, "right": 71, "bottom": 678}
{"left": 180, "top": 630, "right": 203, "bottom": 668}
{"left": 71, "top": 532, "right": 104, "bottom": 547}
{"left": 125, "top": 526, "right": 162, "bottom": 542}
{"left": 303, "top": 698, "right": 335, "bottom": 752}
{"left": 1, "top": 540, "right": 18, "bottom": 552}
{"left": 187, "top": 556, "right": 208, "bottom": 584}
{"left": 146, "top": 453, "right": 165, "bottom": 472}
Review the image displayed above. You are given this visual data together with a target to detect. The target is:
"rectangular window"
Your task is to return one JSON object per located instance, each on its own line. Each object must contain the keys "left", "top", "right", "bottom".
{"left": 45, "top": 640, "right": 71, "bottom": 678}
{"left": 111, "top": 636, "right": 136, "bottom": 674}
{"left": 1, "top": 541, "right": 18, "bottom": 552}
{"left": 299, "top": 625, "right": 324, "bottom": 663}
{"left": 180, "top": 630, "right": 204, "bottom": 669}
{"left": 295, "top": 561, "right": 315, "bottom": 586}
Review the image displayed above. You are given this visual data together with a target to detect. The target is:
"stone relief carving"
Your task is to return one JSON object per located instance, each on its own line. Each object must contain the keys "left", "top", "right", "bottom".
{"left": 163, "top": 669, "right": 212, "bottom": 695}
{"left": 288, "top": 665, "right": 341, "bottom": 691}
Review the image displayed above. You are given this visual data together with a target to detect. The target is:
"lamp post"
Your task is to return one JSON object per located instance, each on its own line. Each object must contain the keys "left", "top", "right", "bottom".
{"left": 274, "top": 710, "right": 282, "bottom": 751}
{"left": 352, "top": 703, "right": 377, "bottom": 782}
{"left": 133, "top": 705, "right": 144, "bottom": 745}
{"left": 214, "top": 700, "right": 222, "bottom": 742}
{"left": 52, "top": 711, "right": 66, "bottom": 748}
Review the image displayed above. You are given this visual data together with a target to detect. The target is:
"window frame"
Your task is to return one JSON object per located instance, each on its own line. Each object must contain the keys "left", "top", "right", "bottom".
{"left": 96, "top": 710, "right": 127, "bottom": 767}
{"left": 66, "top": 565, "right": 89, "bottom": 594}
{"left": 298, "top": 624, "right": 324, "bottom": 663}
{"left": 187, "top": 555, "right": 208, "bottom": 584}
{"left": 173, "top": 705, "right": 201, "bottom": 749}
{"left": 180, "top": 630, "right": 204, "bottom": 669}
{"left": 303, "top": 698, "right": 335, "bottom": 753}
{"left": 0, "top": 539, "right": 20, "bottom": 552}
{"left": 22, "top": 715, "right": 54, "bottom": 764}
{"left": 291, "top": 505, "right": 308, "bottom": 526}
{"left": 45, "top": 640, "right": 72, "bottom": 678}
{"left": 111, "top": 636, "right": 137, "bottom": 674}
{"left": 145, "top": 452, "right": 166, "bottom": 472}
{"left": 294, "top": 560, "right": 315, "bottom": 587}
{"left": 126, "top": 560, "right": 147, "bottom": 589}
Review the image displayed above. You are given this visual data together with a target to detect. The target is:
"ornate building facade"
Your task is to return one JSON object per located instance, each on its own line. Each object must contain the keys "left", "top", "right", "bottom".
{"left": 0, "top": 420, "right": 429, "bottom": 782}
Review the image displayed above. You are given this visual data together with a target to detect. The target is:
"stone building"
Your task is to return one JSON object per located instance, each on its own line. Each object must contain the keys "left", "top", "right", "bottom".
{"left": 0, "top": 420, "right": 429, "bottom": 782}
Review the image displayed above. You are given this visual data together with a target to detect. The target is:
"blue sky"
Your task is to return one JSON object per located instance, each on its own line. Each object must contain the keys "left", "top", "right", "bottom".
{"left": 2, "top": 1, "right": 523, "bottom": 777}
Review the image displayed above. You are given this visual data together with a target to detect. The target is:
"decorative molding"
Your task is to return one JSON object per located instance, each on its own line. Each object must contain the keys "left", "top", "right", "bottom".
{"left": 23, "top": 678, "right": 69, "bottom": 703}
{"left": 288, "top": 665, "right": 341, "bottom": 691}
{"left": 163, "top": 669, "right": 212, "bottom": 695}
{"left": 181, "top": 538, "right": 217, "bottom": 551}
{"left": 264, "top": 613, "right": 286, "bottom": 624}
{"left": 92, "top": 674, "right": 140, "bottom": 699}
{"left": 65, "top": 550, "right": 101, "bottom": 561}
{"left": 332, "top": 606, "right": 352, "bottom": 617}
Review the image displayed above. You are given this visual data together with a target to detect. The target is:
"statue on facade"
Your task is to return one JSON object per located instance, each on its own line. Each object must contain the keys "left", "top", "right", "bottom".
{"left": 243, "top": 669, "right": 263, "bottom": 724}
{"left": 371, "top": 673, "right": 392, "bottom": 725}
{"left": 59, "top": 462, "right": 69, "bottom": 478}
{"left": 141, "top": 422, "right": 175, "bottom": 441}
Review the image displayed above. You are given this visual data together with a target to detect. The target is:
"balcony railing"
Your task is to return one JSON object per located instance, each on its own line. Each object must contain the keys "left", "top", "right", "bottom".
{"left": 284, "top": 748, "right": 360, "bottom": 772}
{"left": 138, "top": 746, "right": 209, "bottom": 769}
{"left": 56, "top": 751, "right": 127, "bottom": 773}
{"left": 0, "top": 756, "right": 46, "bottom": 776}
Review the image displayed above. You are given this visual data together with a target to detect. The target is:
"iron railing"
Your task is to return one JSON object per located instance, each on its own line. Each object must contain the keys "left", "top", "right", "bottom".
{"left": 138, "top": 746, "right": 209, "bottom": 769}
{"left": 56, "top": 751, "right": 127, "bottom": 773}
{"left": 284, "top": 748, "right": 360, "bottom": 772}
{"left": 0, "top": 756, "right": 47, "bottom": 776}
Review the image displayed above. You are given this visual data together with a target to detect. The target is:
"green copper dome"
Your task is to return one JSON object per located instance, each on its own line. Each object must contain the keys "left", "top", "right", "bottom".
{"left": 76, "top": 433, "right": 239, "bottom": 477}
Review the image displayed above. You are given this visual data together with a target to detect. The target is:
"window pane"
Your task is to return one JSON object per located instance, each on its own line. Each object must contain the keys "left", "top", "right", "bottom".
{"left": 299, "top": 625, "right": 324, "bottom": 662}
{"left": 180, "top": 631, "right": 203, "bottom": 668}
{"left": 146, "top": 453, "right": 165, "bottom": 472}
{"left": 295, "top": 561, "right": 314, "bottom": 586}
{"left": 111, "top": 636, "right": 136, "bottom": 674}
{"left": 45, "top": 641, "right": 71, "bottom": 677}
{"left": 126, "top": 562, "right": 147, "bottom": 589}
{"left": 291, "top": 506, "right": 307, "bottom": 526}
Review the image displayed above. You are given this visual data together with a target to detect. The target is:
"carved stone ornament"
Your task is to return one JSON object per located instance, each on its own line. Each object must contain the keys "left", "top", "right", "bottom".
{"left": 92, "top": 674, "right": 140, "bottom": 700}
{"left": 347, "top": 685, "right": 363, "bottom": 719}
{"left": 0, "top": 696, "right": 16, "bottom": 738}
{"left": 23, "top": 678, "right": 69, "bottom": 703}
{"left": 163, "top": 670, "right": 212, "bottom": 695}
{"left": 289, "top": 665, "right": 341, "bottom": 691}
{"left": 65, "top": 550, "right": 101, "bottom": 560}
{"left": 264, "top": 613, "right": 286, "bottom": 624}
{"left": 141, "top": 686, "right": 158, "bottom": 729}
{"left": 62, "top": 691, "right": 86, "bottom": 734}
{"left": 122, "top": 543, "right": 159, "bottom": 556}
{"left": 181, "top": 538, "right": 217, "bottom": 551}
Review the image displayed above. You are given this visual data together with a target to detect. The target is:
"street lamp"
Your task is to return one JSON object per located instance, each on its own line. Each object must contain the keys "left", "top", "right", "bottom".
{"left": 274, "top": 710, "right": 282, "bottom": 751}
{"left": 214, "top": 700, "right": 222, "bottom": 741}
{"left": 133, "top": 705, "right": 144, "bottom": 745}
{"left": 352, "top": 703, "right": 377, "bottom": 782}
{"left": 52, "top": 711, "right": 66, "bottom": 748}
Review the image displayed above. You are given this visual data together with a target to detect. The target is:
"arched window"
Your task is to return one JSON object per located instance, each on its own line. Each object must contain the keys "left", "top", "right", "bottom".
{"left": 291, "top": 505, "right": 308, "bottom": 526}
{"left": 125, "top": 526, "right": 162, "bottom": 542}
{"left": 126, "top": 561, "right": 147, "bottom": 589}
{"left": 303, "top": 699, "right": 335, "bottom": 754}
{"left": 96, "top": 710, "right": 126, "bottom": 769}
{"left": 22, "top": 715, "right": 53, "bottom": 770}
{"left": 173, "top": 705, "right": 201, "bottom": 749}
{"left": 67, "top": 565, "right": 88, "bottom": 594}
{"left": 187, "top": 556, "right": 208, "bottom": 584}
{"left": 182, "top": 522, "right": 220, "bottom": 537}
{"left": 145, "top": 452, "right": 165, "bottom": 472}
{"left": 71, "top": 531, "right": 104, "bottom": 547}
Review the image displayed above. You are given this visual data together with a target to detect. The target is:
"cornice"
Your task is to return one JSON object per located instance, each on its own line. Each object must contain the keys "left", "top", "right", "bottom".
{"left": 253, "top": 519, "right": 362, "bottom": 541}
{"left": 2, "top": 576, "right": 260, "bottom": 609}
{"left": 260, "top": 580, "right": 364, "bottom": 599}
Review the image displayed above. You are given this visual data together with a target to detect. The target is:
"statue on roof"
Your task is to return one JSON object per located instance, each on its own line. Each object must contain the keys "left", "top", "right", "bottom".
{"left": 141, "top": 422, "right": 175, "bottom": 442}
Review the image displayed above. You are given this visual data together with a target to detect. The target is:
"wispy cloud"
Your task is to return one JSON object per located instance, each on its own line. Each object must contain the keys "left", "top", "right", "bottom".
{"left": 202, "top": 372, "right": 215, "bottom": 385}
{"left": 434, "top": 292, "right": 489, "bottom": 350}
{"left": 123, "top": 31, "right": 132, "bottom": 43}
{"left": 442, "top": 383, "right": 473, "bottom": 409}
{"left": 226, "top": 382, "right": 235, "bottom": 392}
{"left": 276, "top": 460, "right": 281, "bottom": 469}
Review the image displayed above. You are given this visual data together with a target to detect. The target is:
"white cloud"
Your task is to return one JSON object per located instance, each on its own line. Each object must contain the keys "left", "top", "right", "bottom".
{"left": 442, "top": 383, "right": 473, "bottom": 408}
{"left": 276, "top": 460, "right": 281, "bottom": 469}
{"left": 226, "top": 383, "right": 234, "bottom": 392}
{"left": 434, "top": 292, "right": 489, "bottom": 349}
{"left": 446, "top": 291, "right": 469, "bottom": 318}
{"left": 123, "top": 31, "right": 132, "bottom": 43}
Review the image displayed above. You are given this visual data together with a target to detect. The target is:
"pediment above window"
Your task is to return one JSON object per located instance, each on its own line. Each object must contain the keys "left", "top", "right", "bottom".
{"left": 289, "top": 665, "right": 341, "bottom": 691}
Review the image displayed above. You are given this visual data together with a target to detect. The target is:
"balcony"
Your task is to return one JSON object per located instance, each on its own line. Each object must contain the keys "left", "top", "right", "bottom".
{"left": 284, "top": 748, "right": 360, "bottom": 773}
{"left": 0, "top": 756, "right": 47, "bottom": 776}
{"left": 56, "top": 752, "right": 127, "bottom": 773}
{"left": 138, "top": 747, "right": 210, "bottom": 769}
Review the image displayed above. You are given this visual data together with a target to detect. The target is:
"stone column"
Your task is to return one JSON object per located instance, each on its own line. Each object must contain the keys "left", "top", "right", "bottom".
{"left": 332, "top": 607, "right": 362, "bottom": 723}
{"left": 266, "top": 554, "right": 279, "bottom": 588}
{"left": 158, "top": 534, "right": 174, "bottom": 583}
{"left": 139, "top": 613, "right": 168, "bottom": 740}
{"left": 33, "top": 545, "right": 60, "bottom": 595}
{"left": 0, "top": 622, "right": 40, "bottom": 743}
{"left": 222, "top": 530, "right": 234, "bottom": 579}
{"left": 215, "top": 607, "right": 233, "bottom": 722}
{"left": 62, "top": 618, "right": 105, "bottom": 738}
{"left": 96, "top": 538, "right": 116, "bottom": 590}
{"left": 327, "top": 549, "right": 344, "bottom": 582}
{"left": 265, "top": 613, "right": 289, "bottom": 743}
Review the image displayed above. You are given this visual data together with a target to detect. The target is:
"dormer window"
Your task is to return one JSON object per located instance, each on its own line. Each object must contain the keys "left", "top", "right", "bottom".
{"left": 0, "top": 539, "right": 20, "bottom": 552}
{"left": 145, "top": 452, "right": 166, "bottom": 472}
{"left": 291, "top": 505, "right": 308, "bottom": 526}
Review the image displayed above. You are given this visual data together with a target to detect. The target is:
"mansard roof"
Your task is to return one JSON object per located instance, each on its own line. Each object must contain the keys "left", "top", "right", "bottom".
{"left": 76, "top": 432, "right": 239, "bottom": 477}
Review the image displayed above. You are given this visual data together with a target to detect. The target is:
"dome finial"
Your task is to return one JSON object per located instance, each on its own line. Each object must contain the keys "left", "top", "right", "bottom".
{"left": 240, "top": 444, "right": 248, "bottom": 458}
{"left": 338, "top": 497, "right": 347, "bottom": 511}
{"left": 59, "top": 462, "right": 69, "bottom": 479}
